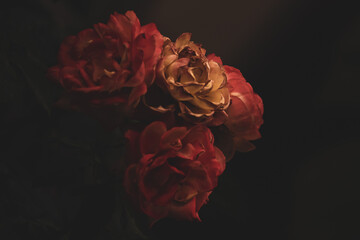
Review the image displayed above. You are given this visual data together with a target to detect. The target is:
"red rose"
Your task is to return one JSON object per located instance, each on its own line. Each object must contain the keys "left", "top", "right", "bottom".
{"left": 224, "top": 65, "right": 264, "bottom": 152}
{"left": 48, "top": 11, "right": 163, "bottom": 111}
{"left": 124, "top": 121, "right": 225, "bottom": 223}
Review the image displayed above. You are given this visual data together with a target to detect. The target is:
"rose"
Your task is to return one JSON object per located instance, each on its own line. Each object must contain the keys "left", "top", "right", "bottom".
{"left": 224, "top": 65, "right": 264, "bottom": 152}
{"left": 154, "top": 33, "right": 230, "bottom": 126}
{"left": 123, "top": 121, "right": 226, "bottom": 222}
{"left": 48, "top": 11, "right": 163, "bottom": 112}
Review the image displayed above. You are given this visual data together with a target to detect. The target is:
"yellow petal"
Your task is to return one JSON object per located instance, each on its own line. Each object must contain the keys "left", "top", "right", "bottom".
{"left": 208, "top": 60, "right": 227, "bottom": 91}
{"left": 175, "top": 32, "right": 192, "bottom": 50}
{"left": 188, "top": 42, "right": 204, "bottom": 56}
{"left": 179, "top": 102, "right": 214, "bottom": 118}
{"left": 198, "top": 90, "right": 224, "bottom": 105}
{"left": 163, "top": 54, "right": 178, "bottom": 68}
{"left": 166, "top": 58, "right": 190, "bottom": 79}
{"left": 162, "top": 38, "right": 175, "bottom": 56}
{"left": 183, "top": 83, "right": 205, "bottom": 94}
{"left": 189, "top": 96, "right": 213, "bottom": 111}
{"left": 180, "top": 71, "right": 195, "bottom": 84}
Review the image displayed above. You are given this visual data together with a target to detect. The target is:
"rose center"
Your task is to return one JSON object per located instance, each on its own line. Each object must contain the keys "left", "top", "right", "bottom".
{"left": 178, "top": 46, "right": 195, "bottom": 58}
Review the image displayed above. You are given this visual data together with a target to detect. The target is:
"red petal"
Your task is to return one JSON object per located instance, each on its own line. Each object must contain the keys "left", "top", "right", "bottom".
{"left": 207, "top": 53, "right": 223, "bottom": 65}
{"left": 136, "top": 26, "right": 156, "bottom": 61}
{"left": 195, "top": 191, "right": 211, "bottom": 212}
{"left": 208, "top": 110, "right": 228, "bottom": 126}
{"left": 93, "top": 22, "right": 109, "bottom": 38}
{"left": 139, "top": 161, "right": 185, "bottom": 206}
{"left": 60, "top": 66, "right": 84, "bottom": 89}
{"left": 125, "top": 10, "right": 141, "bottom": 38}
{"left": 174, "top": 184, "right": 198, "bottom": 202}
{"left": 182, "top": 125, "right": 213, "bottom": 151}
{"left": 160, "top": 126, "right": 188, "bottom": 151}
{"left": 109, "top": 13, "right": 132, "bottom": 43}
{"left": 226, "top": 94, "right": 264, "bottom": 141}
{"left": 168, "top": 197, "right": 198, "bottom": 221}
{"left": 140, "top": 197, "right": 168, "bottom": 221}
{"left": 176, "top": 143, "right": 197, "bottom": 160}
{"left": 125, "top": 61, "right": 145, "bottom": 87}
{"left": 70, "top": 86, "right": 103, "bottom": 93}
{"left": 234, "top": 137, "right": 256, "bottom": 152}
{"left": 214, "top": 147, "right": 226, "bottom": 175}
{"left": 140, "top": 121, "right": 167, "bottom": 155}
{"left": 181, "top": 161, "right": 213, "bottom": 192}
{"left": 75, "top": 28, "right": 98, "bottom": 56}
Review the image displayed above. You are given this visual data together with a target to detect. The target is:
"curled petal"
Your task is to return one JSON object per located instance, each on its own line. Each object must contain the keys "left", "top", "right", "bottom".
{"left": 175, "top": 32, "right": 192, "bottom": 50}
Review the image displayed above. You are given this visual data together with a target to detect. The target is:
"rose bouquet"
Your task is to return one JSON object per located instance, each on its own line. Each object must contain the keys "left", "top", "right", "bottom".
{"left": 48, "top": 10, "right": 263, "bottom": 228}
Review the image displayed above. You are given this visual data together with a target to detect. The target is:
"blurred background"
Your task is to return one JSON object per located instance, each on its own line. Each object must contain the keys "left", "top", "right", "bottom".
{"left": 1, "top": 0, "right": 359, "bottom": 239}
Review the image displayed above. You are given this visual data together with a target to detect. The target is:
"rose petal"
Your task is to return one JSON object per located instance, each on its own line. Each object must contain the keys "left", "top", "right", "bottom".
{"left": 175, "top": 32, "right": 192, "bottom": 50}
{"left": 166, "top": 58, "right": 190, "bottom": 79}
{"left": 181, "top": 161, "right": 213, "bottom": 192}
{"left": 208, "top": 110, "right": 228, "bottom": 127}
{"left": 207, "top": 53, "right": 223, "bottom": 65}
{"left": 75, "top": 28, "right": 99, "bottom": 56}
{"left": 123, "top": 62, "right": 146, "bottom": 87}
{"left": 176, "top": 143, "right": 197, "bottom": 160}
{"left": 234, "top": 137, "right": 256, "bottom": 152}
{"left": 168, "top": 197, "right": 198, "bottom": 221}
{"left": 195, "top": 191, "right": 211, "bottom": 212}
{"left": 174, "top": 184, "right": 198, "bottom": 202}
{"left": 208, "top": 61, "right": 227, "bottom": 91}
{"left": 125, "top": 10, "right": 141, "bottom": 37}
{"left": 160, "top": 126, "right": 188, "bottom": 151}
{"left": 140, "top": 121, "right": 167, "bottom": 155}
{"left": 214, "top": 147, "right": 226, "bottom": 175}
{"left": 109, "top": 13, "right": 132, "bottom": 43}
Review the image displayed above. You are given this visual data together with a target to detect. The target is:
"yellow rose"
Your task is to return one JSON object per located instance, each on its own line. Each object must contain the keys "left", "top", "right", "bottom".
{"left": 156, "top": 33, "right": 230, "bottom": 125}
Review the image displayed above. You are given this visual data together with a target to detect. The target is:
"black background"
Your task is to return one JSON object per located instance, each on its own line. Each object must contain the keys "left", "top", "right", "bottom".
{"left": 1, "top": 0, "right": 360, "bottom": 239}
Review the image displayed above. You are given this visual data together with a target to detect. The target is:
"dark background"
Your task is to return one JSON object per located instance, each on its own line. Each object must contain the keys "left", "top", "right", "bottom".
{"left": 1, "top": 0, "right": 360, "bottom": 239}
